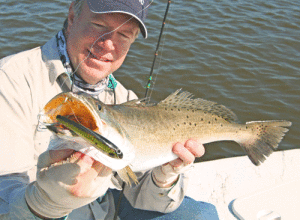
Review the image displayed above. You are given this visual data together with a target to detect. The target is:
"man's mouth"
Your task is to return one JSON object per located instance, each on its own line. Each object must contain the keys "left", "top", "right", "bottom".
{"left": 88, "top": 50, "right": 112, "bottom": 62}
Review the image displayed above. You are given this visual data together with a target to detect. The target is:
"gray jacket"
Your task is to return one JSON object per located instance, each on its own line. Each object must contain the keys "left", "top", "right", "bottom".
{"left": 0, "top": 36, "right": 187, "bottom": 219}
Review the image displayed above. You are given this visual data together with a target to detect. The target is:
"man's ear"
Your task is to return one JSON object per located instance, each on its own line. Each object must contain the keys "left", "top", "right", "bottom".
{"left": 67, "top": 2, "right": 76, "bottom": 32}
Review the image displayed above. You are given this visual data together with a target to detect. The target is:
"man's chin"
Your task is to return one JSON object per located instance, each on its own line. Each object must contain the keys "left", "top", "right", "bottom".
{"left": 76, "top": 67, "right": 110, "bottom": 85}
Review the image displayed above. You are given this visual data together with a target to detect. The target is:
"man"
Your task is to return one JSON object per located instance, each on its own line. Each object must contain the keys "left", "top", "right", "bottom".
{"left": 0, "top": 0, "right": 218, "bottom": 219}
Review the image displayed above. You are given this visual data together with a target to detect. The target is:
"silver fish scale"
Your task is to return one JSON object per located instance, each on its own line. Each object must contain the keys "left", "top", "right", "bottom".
{"left": 42, "top": 91, "right": 292, "bottom": 180}
{"left": 157, "top": 89, "right": 238, "bottom": 122}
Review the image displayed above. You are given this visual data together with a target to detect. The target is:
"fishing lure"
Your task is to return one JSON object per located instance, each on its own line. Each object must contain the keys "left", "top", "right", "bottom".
{"left": 56, "top": 115, "right": 123, "bottom": 159}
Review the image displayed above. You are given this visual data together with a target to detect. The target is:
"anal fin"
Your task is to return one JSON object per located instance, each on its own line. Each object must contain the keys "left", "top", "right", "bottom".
{"left": 117, "top": 166, "right": 139, "bottom": 186}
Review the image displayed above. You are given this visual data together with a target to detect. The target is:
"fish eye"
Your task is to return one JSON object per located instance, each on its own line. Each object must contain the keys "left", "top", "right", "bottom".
{"left": 98, "top": 105, "right": 102, "bottom": 111}
{"left": 116, "top": 150, "right": 123, "bottom": 159}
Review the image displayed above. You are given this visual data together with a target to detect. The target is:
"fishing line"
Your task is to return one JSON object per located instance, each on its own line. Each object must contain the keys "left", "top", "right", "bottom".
{"left": 55, "top": 0, "right": 154, "bottom": 130}
{"left": 60, "top": 0, "right": 154, "bottom": 89}
{"left": 146, "top": 7, "right": 169, "bottom": 103}
{"left": 146, "top": 27, "right": 168, "bottom": 103}
{"left": 68, "top": 102, "right": 82, "bottom": 124}
{"left": 44, "top": 1, "right": 155, "bottom": 128}
{"left": 144, "top": 0, "right": 171, "bottom": 103}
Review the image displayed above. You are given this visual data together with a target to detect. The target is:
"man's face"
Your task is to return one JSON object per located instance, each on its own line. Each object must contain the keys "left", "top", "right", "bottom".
{"left": 65, "top": 1, "right": 140, "bottom": 85}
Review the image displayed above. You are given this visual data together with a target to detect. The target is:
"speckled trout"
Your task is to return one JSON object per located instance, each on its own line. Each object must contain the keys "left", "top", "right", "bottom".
{"left": 41, "top": 90, "right": 291, "bottom": 184}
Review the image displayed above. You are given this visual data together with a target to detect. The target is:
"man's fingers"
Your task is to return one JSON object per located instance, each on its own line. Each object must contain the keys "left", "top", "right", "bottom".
{"left": 71, "top": 152, "right": 95, "bottom": 174}
{"left": 185, "top": 139, "right": 205, "bottom": 158}
{"left": 73, "top": 152, "right": 112, "bottom": 180}
{"left": 172, "top": 142, "right": 195, "bottom": 165}
{"left": 71, "top": 161, "right": 112, "bottom": 197}
{"left": 172, "top": 139, "right": 205, "bottom": 166}
{"left": 169, "top": 158, "right": 184, "bottom": 167}
{"left": 70, "top": 152, "right": 112, "bottom": 178}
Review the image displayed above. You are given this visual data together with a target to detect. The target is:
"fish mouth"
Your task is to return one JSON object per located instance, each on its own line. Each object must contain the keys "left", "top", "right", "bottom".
{"left": 46, "top": 123, "right": 74, "bottom": 136}
{"left": 42, "top": 93, "right": 100, "bottom": 132}
{"left": 42, "top": 93, "right": 123, "bottom": 159}
{"left": 41, "top": 92, "right": 136, "bottom": 170}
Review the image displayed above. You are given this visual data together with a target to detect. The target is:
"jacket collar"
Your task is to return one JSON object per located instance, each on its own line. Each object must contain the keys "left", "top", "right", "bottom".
{"left": 41, "top": 36, "right": 68, "bottom": 85}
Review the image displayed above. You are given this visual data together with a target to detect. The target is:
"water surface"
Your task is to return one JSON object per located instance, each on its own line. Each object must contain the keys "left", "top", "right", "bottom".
{"left": 0, "top": 0, "right": 299, "bottom": 162}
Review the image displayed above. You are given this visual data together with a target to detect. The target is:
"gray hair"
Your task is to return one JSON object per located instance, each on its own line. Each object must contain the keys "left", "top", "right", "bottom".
{"left": 63, "top": 0, "right": 85, "bottom": 31}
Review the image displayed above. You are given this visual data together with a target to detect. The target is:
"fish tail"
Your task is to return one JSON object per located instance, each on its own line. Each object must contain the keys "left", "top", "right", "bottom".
{"left": 239, "top": 120, "right": 292, "bottom": 166}
{"left": 117, "top": 166, "right": 139, "bottom": 186}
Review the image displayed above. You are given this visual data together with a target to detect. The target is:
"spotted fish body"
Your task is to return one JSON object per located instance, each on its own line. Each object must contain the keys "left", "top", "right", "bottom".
{"left": 99, "top": 90, "right": 291, "bottom": 170}
{"left": 42, "top": 90, "right": 292, "bottom": 183}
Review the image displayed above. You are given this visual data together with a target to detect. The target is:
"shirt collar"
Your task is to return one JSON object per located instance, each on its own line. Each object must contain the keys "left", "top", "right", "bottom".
{"left": 41, "top": 36, "right": 66, "bottom": 85}
{"left": 55, "top": 30, "right": 118, "bottom": 97}
{"left": 56, "top": 30, "right": 73, "bottom": 83}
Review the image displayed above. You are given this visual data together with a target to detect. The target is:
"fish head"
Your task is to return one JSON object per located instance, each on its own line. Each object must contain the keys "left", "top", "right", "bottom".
{"left": 40, "top": 92, "right": 135, "bottom": 170}
{"left": 40, "top": 92, "right": 101, "bottom": 132}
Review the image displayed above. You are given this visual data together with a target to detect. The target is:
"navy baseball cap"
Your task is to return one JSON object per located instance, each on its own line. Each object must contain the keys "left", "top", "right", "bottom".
{"left": 87, "top": 0, "right": 150, "bottom": 38}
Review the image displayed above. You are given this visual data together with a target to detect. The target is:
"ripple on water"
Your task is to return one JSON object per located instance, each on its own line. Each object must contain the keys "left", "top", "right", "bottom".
{"left": 0, "top": 0, "right": 299, "bottom": 160}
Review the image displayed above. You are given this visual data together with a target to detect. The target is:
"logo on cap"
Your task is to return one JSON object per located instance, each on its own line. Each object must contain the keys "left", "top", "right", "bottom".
{"left": 139, "top": 0, "right": 144, "bottom": 5}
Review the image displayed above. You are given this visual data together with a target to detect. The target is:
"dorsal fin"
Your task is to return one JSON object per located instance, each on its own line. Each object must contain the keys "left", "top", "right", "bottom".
{"left": 157, "top": 89, "right": 238, "bottom": 122}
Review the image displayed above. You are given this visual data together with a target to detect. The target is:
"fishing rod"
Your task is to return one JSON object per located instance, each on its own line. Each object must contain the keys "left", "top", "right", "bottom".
{"left": 144, "top": 0, "right": 171, "bottom": 101}
{"left": 115, "top": 3, "right": 171, "bottom": 219}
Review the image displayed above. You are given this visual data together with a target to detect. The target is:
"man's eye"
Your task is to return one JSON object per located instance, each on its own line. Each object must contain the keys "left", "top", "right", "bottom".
{"left": 119, "top": 32, "right": 130, "bottom": 39}
{"left": 93, "top": 23, "right": 105, "bottom": 28}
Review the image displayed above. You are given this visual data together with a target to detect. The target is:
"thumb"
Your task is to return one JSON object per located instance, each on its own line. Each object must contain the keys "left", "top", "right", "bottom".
{"left": 37, "top": 149, "right": 74, "bottom": 169}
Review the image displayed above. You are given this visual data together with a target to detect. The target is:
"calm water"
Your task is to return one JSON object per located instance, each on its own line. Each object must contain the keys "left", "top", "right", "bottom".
{"left": 0, "top": 0, "right": 299, "bottom": 162}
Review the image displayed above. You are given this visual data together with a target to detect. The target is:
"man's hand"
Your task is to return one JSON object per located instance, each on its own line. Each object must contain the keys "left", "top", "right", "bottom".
{"left": 25, "top": 147, "right": 112, "bottom": 219}
{"left": 152, "top": 139, "right": 205, "bottom": 188}
{"left": 170, "top": 139, "right": 205, "bottom": 167}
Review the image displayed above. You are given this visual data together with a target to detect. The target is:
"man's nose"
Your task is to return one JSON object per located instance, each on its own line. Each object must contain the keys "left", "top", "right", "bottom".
{"left": 98, "top": 34, "right": 115, "bottom": 51}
